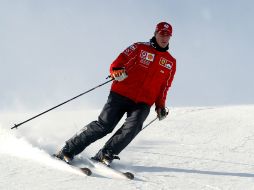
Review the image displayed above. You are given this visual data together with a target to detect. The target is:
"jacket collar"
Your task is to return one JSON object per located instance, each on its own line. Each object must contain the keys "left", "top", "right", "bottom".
{"left": 150, "top": 36, "right": 169, "bottom": 52}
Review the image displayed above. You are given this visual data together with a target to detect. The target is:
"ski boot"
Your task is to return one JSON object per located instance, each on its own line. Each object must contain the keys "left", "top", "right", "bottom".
{"left": 53, "top": 148, "right": 74, "bottom": 164}
{"left": 91, "top": 149, "right": 120, "bottom": 167}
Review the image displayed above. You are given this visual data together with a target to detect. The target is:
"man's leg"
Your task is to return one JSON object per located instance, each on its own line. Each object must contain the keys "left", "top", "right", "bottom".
{"left": 58, "top": 92, "right": 127, "bottom": 159}
{"left": 93, "top": 103, "right": 150, "bottom": 163}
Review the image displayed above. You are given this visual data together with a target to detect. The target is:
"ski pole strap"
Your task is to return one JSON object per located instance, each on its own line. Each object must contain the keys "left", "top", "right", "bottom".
{"left": 11, "top": 78, "right": 114, "bottom": 130}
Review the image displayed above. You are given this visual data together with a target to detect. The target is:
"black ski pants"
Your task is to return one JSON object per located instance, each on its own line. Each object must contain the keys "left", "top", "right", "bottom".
{"left": 64, "top": 91, "right": 150, "bottom": 157}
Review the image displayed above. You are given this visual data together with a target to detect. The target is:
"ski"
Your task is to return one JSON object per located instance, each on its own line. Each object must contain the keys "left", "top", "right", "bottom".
{"left": 52, "top": 154, "right": 134, "bottom": 179}
{"left": 87, "top": 158, "right": 134, "bottom": 180}
{"left": 52, "top": 154, "right": 92, "bottom": 176}
{"left": 122, "top": 171, "right": 135, "bottom": 180}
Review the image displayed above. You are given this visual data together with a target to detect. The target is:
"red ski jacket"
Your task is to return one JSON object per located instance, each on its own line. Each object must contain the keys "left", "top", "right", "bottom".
{"left": 110, "top": 42, "right": 176, "bottom": 108}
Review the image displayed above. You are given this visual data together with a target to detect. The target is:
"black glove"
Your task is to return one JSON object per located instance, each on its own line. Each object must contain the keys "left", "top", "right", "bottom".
{"left": 156, "top": 107, "right": 169, "bottom": 121}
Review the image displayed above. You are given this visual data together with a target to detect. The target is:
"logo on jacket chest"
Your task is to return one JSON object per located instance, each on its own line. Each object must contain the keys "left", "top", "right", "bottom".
{"left": 124, "top": 44, "right": 137, "bottom": 56}
{"left": 159, "top": 57, "right": 172, "bottom": 70}
{"left": 140, "top": 50, "right": 155, "bottom": 66}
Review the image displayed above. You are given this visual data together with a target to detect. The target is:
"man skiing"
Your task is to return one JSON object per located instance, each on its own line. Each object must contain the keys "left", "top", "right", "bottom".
{"left": 55, "top": 21, "right": 176, "bottom": 166}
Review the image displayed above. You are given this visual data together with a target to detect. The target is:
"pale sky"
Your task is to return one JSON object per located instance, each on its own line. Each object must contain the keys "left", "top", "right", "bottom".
{"left": 0, "top": 0, "right": 253, "bottom": 111}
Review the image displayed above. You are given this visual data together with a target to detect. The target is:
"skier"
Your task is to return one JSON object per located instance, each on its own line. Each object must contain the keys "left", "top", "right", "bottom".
{"left": 55, "top": 21, "right": 177, "bottom": 166}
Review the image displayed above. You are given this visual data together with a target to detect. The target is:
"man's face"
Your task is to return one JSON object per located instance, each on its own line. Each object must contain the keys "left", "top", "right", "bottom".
{"left": 155, "top": 32, "right": 171, "bottom": 48}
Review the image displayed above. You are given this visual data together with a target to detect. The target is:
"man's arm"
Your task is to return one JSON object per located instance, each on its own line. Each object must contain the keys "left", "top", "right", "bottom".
{"left": 110, "top": 43, "right": 139, "bottom": 73}
{"left": 155, "top": 61, "right": 176, "bottom": 109}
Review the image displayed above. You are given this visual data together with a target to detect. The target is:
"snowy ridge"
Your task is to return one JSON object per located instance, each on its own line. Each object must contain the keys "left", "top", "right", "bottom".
{"left": 0, "top": 106, "right": 254, "bottom": 190}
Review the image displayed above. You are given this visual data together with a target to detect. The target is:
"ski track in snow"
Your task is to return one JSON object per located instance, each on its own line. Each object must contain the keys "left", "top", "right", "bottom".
{"left": 0, "top": 106, "right": 254, "bottom": 190}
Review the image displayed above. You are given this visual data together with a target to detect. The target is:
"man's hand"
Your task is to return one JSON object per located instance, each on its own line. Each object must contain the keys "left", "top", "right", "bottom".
{"left": 156, "top": 107, "right": 169, "bottom": 121}
{"left": 110, "top": 67, "right": 128, "bottom": 82}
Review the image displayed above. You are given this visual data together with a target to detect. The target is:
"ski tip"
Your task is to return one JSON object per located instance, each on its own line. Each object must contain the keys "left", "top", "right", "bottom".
{"left": 123, "top": 172, "right": 134, "bottom": 180}
{"left": 81, "top": 168, "right": 92, "bottom": 176}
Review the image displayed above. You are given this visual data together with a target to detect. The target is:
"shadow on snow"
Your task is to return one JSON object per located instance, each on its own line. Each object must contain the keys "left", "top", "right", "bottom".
{"left": 132, "top": 165, "right": 254, "bottom": 178}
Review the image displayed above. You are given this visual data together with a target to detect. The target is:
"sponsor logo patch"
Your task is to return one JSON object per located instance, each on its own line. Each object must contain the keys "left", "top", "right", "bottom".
{"left": 140, "top": 50, "right": 155, "bottom": 66}
{"left": 164, "top": 24, "right": 170, "bottom": 28}
{"left": 159, "top": 57, "right": 172, "bottom": 70}
{"left": 146, "top": 52, "right": 155, "bottom": 62}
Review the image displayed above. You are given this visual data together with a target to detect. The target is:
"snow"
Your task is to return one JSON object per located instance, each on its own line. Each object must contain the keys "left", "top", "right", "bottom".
{"left": 0, "top": 106, "right": 254, "bottom": 190}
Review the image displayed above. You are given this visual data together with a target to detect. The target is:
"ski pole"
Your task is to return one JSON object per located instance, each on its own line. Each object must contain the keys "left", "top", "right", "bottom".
{"left": 141, "top": 107, "right": 169, "bottom": 131}
{"left": 11, "top": 78, "right": 114, "bottom": 130}
{"left": 141, "top": 117, "right": 158, "bottom": 131}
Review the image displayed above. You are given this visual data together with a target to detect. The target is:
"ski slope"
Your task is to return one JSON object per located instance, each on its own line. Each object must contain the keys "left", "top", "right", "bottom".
{"left": 0, "top": 106, "right": 254, "bottom": 190}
